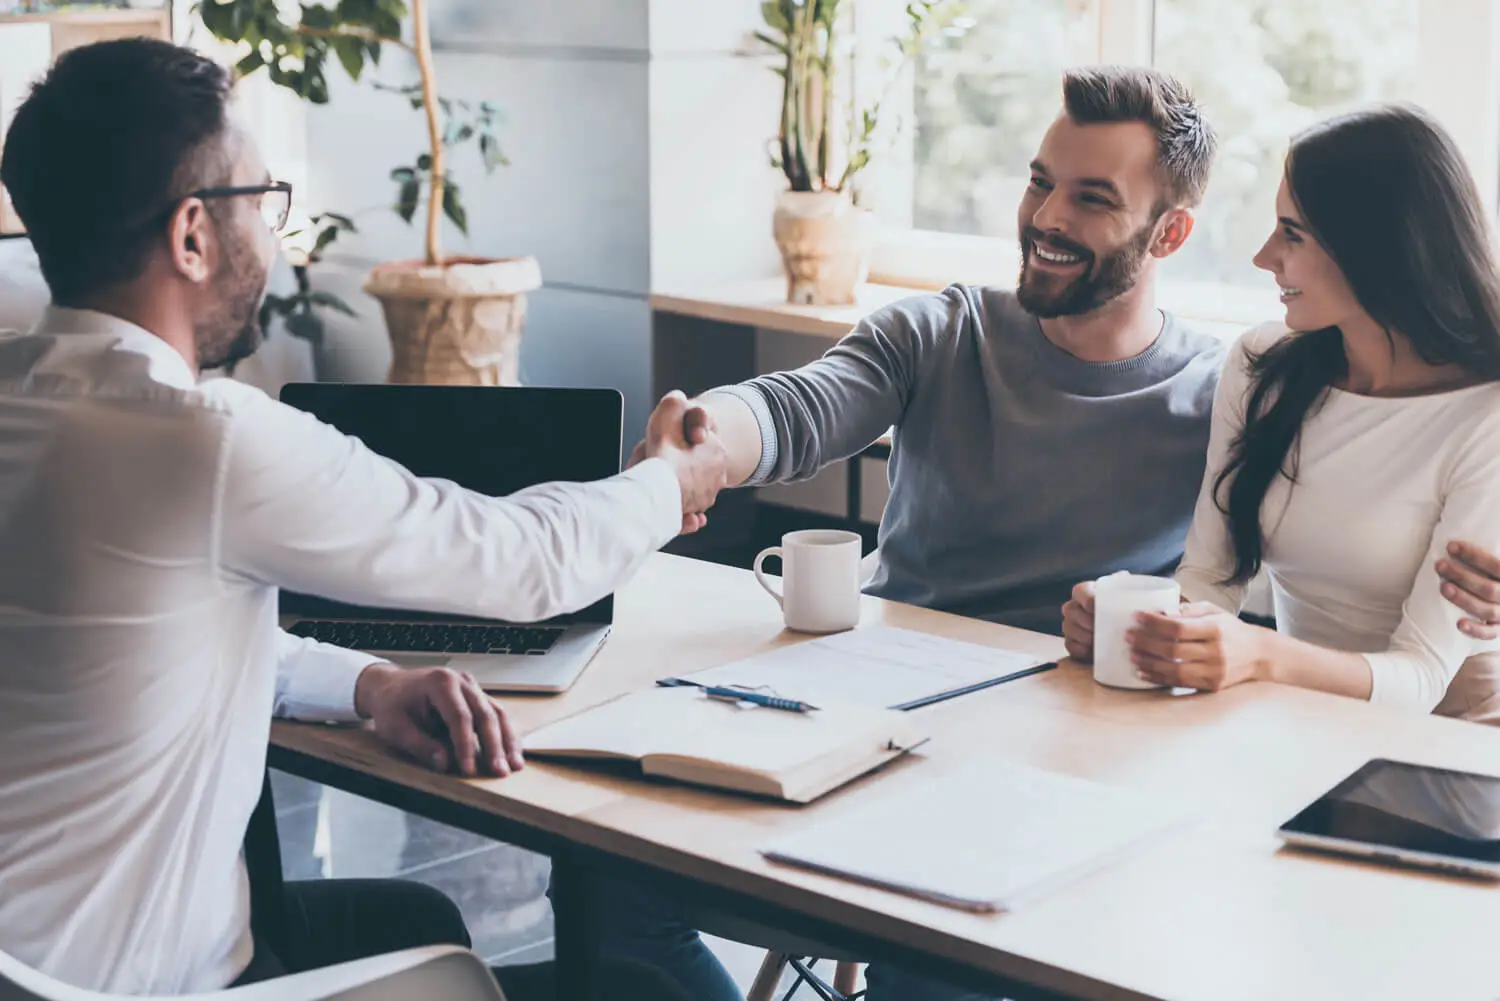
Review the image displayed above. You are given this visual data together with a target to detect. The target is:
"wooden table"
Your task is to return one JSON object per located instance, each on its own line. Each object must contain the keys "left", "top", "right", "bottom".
{"left": 271, "top": 555, "right": 1500, "bottom": 1001}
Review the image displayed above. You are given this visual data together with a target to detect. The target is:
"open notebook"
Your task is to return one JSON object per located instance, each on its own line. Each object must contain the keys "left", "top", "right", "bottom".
{"left": 763, "top": 759, "right": 1194, "bottom": 911}
{"left": 523, "top": 687, "right": 926, "bottom": 803}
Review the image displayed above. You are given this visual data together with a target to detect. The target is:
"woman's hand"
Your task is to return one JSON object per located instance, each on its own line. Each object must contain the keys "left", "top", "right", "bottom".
{"left": 1061, "top": 581, "right": 1096, "bottom": 663}
{"left": 1128, "top": 602, "right": 1270, "bottom": 691}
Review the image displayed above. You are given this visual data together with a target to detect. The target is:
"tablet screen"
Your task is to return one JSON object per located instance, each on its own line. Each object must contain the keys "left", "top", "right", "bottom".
{"left": 1279, "top": 759, "right": 1500, "bottom": 864}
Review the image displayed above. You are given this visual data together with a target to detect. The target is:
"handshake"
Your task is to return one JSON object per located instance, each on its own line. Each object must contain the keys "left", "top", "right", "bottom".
{"left": 630, "top": 391, "right": 729, "bottom": 536}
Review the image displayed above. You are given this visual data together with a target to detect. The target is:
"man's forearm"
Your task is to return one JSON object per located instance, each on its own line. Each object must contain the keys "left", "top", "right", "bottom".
{"left": 697, "top": 391, "right": 769, "bottom": 487}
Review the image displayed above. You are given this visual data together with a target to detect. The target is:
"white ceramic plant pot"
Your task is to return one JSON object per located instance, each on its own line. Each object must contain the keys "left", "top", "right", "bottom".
{"left": 771, "top": 190, "right": 875, "bottom": 306}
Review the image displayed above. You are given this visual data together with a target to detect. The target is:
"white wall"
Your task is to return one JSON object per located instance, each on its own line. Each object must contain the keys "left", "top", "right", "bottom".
{"left": 647, "top": 1, "right": 784, "bottom": 291}
{"left": 305, "top": 0, "right": 656, "bottom": 440}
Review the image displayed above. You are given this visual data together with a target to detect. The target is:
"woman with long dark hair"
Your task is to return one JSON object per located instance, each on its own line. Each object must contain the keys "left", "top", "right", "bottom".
{"left": 1069, "top": 104, "right": 1500, "bottom": 720}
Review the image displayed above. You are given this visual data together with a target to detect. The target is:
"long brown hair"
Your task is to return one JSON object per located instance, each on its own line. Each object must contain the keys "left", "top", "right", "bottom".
{"left": 1215, "top": 104, "right": 1500, "bottom": 584}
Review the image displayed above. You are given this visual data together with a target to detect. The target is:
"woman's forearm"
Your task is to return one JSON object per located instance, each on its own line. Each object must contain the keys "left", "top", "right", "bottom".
{"left": 1255, "top": 629, "right": 1375, "bottom": 700}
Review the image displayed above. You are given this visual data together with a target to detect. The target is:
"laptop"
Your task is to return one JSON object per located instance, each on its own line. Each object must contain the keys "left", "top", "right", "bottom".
{"left": 278, "top": 383, "right": 624, "bottom": 693}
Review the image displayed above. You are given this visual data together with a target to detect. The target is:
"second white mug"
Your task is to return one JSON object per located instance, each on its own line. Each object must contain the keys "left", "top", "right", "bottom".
{"left": 753, "top": 529, "right": 864, "bottom": 633}
{"left": 1092, "top": 571, "right": 1180, "bottom": 689}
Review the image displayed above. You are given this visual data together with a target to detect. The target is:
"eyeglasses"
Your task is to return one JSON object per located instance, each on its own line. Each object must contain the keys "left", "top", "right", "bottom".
{"left": 189, "top": 181, "right": 294, "bottom": 234}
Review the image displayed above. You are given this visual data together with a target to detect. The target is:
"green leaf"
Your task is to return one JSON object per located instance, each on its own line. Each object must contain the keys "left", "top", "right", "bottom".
{"left": 390, "top": 166, "right": 416, "bottom": 183}
{"left": 235, "top": 49, "right": 266, "bottom": 77}
{"left": 760, "top": 0, "right": 791, "bottom": 33}
{"left": 332, "top": 35, "right": 365, "bottom": 79}
{"left": 315, "top": 212, "right": 357, "bottom": 230}
{"left": 312, "top": 226, "right": 342, "bottom": 256}
{"left": 441, "top": 181, "right": 468, "bottom": 235}
{"left": 415, "top": 152, "right": 433, "bottom": 172}
{"left": 753, "top": 30, "right": 788, "bottom": 54}
{"left": 396, "top": 178, "right": 420, "bottom": 223}
{"left": 227, "top": 0, "right": 250, "bottom": 37}
{"left": 308, "top": 290, "right": 357, "bottom": 316}
{"left": 300, "top": 3, "right": 335, "bottom": 30}
{"left": 286, "top": 311, "right": 326, "bottom": 344}
{"left": 478, "top": 133, "right": 508, "bottom": 172}
{"left": 443, "top": 121, "right": 474, "bottom": 146}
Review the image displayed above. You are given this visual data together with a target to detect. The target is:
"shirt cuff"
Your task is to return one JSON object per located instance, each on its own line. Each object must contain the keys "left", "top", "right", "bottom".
{"left": 1362, "top": 651, "right": 1435, "bottom": 711}
{"left": 276, "top": 636, "right": 374, "bottom": 723}
{"left": 619, "top": 457, "right": 686, "bottom": 545}
{"left": 705, "top": 385, "right": 779, "bottom": 486}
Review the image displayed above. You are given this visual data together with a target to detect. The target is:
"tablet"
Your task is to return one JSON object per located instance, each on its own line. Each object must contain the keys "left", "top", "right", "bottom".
{"left": 1276, "top": 758, "right": 1500, "bottom": 879}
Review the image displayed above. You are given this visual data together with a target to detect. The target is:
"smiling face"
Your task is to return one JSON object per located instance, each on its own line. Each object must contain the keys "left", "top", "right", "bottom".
{"left": 1252, "top": 176, "right": 1366, "bottom": 333}
{"left": 1015, "top": 114, "right": 1179, "bottom": 318}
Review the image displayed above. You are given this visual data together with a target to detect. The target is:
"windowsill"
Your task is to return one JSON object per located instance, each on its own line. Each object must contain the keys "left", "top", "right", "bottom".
{"left": 651, "top": 273, "right": 1273, "bottom": 343}
{"left": 650, "top": 280, "right": 925, "bottom": 340}
{"left": 871, "top": 228, "right": 1279, "bottom": 337}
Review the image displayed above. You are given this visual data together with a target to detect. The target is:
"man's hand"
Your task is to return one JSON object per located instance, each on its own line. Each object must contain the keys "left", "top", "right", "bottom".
{"left": 1061, "top": 581, "right": 1096, "bottom": 663}
{"left": 1437, "top": 541, "right": 1500, "bottom": 639}
{"left": 636, "top": 391, "right": 727, "bottom": 535}
{"left": 354, "top": 663, "right": 524, "bottom": 777}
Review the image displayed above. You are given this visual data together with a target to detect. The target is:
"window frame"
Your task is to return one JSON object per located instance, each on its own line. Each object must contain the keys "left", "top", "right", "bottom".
{"left": 865, "top": 0, "right": 1500, "bottom": 331}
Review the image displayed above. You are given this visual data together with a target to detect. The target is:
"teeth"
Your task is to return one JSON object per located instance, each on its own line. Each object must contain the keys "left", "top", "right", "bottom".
{"left": 1035, "top": 246, "right": 1081, "bottom": 264}
{"left": 1280, "top": 287, "right": 1302, "bottom": 296}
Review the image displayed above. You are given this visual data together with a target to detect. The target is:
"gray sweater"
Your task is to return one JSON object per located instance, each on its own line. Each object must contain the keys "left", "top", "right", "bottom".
{"left": 723, "top": 285, "right": 1226, "bottom": 635}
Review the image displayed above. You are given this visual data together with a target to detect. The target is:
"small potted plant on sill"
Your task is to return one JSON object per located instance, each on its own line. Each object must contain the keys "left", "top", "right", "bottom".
{"left": 201, "top": 0, "right": 539, "bottom": 386}
{"left": 758, "top": 0, "right": 960, "bottom": 305}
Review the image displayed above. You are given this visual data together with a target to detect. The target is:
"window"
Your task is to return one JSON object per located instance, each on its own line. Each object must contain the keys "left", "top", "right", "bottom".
{"left": 1153, "top": 0, "right": 1419, "bottom": 286}
{"left": 912, "top": 0, "right": 1091, "bottom": 238}
{"left": 877, "top": 0, "right": 1497, "bottom": 322}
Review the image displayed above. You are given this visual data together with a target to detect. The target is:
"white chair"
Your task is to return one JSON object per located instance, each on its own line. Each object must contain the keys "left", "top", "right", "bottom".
{"left": 0, "top": 944, "right": 506, "bottom": 1001}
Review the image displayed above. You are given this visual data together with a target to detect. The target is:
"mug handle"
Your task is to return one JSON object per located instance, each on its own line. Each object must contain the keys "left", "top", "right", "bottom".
{"left": 753, "top": 547, "right": 785, "bottom": 608}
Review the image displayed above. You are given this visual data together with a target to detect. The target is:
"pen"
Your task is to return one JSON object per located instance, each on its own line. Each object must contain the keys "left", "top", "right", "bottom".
{"left": 703, "top": 686, "right": 820, "bottom": 713}
{"left": 657, "top": 678, "right": 818, "bottom": 713}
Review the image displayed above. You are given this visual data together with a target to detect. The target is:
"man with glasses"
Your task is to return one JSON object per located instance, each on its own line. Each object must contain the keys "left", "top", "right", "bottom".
{"left": 0, "top": 37, "right": 721, "bottom": 1000}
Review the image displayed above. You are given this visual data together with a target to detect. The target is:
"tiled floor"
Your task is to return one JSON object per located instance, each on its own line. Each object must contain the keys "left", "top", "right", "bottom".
{"left": 270, "top": 770, "right": 835, "bottom": 996}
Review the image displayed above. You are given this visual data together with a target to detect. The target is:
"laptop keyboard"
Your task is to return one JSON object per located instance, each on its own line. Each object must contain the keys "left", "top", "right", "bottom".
{"left": 287, "top": 620, "right": 565, "bottom": 656}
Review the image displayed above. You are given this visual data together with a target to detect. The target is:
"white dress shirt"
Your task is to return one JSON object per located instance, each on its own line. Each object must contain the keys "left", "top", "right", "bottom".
{"left": 0, "top": 308, "right": 682, "bottom": 994}
{"left": 1177, "top": 323, "right": 1500, "bottom": 709}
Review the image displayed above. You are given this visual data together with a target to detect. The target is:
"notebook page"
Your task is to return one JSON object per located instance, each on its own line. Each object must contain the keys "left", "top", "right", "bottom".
{"left": 682, "top": 627, "right": 1043, "bottom": 709}
{"left": 524, "top": 688, "right": 710, "bottom": 759}
{"left": 763, "top": 759, "right": 1194, "bottom": 911}
{"left": 525, "top": 688, "right": 918, "bottom": 778}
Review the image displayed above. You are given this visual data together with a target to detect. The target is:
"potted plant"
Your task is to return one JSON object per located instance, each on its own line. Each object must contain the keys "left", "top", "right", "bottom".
{"left": 200, "top": 0, "right": 540, "bottom": 386}
{"left": 758, "top": 0, "right": 959, "bottom": 305}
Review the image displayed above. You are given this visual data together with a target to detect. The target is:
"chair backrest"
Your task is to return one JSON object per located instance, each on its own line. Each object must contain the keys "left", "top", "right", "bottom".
{"left": 0, "top": 946, "right": 96, "bottom": 1001}
{"left": 0, "top": 946, "right": 504, "bottom": 1001}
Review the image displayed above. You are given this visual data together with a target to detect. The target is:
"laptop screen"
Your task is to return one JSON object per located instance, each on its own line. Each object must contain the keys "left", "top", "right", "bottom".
{"left": 278, "top": 384, "right": 623, "bottom": 625}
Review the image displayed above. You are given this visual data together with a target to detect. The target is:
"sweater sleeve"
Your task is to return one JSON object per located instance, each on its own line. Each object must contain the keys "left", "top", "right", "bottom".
{"left": 1174, "top": 325, "right": 1271, "bottom": 613}
{"left": 1364, "top": 419, "right": 1500, "bottom": 710}
{"left": 728, "top": 286, "right": 967, "bottom": 486}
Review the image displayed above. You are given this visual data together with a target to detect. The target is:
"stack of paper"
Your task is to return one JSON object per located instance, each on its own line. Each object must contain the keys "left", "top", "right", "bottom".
{"left": 763, "top": 759, "right": 1194, "bottom": 911}
{"left": 679, "top": 627, "right": 1048, "bottom": 711}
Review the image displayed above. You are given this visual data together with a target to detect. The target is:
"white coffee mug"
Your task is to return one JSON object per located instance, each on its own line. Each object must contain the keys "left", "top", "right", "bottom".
{"left": 1092, "top": 572, "right": 1180, "bottom": 689}
{"left": 753, "top": 529, "right": 864, "bottom": 633}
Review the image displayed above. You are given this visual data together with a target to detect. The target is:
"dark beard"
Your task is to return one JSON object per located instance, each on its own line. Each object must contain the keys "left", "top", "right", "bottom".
{"left": 196, "top": 225, "right": 268, "bottom": 371}
{"left": 1016, "top": 221, "right": 1156, "bottom": 319}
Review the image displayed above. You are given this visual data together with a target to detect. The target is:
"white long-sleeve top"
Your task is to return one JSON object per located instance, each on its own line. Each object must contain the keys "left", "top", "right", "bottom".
{"left": 1177, "top": 323, "right": 1500, "bottom": 710}
{"left": 0, "top": 308, "right": 683, "bottom": 994}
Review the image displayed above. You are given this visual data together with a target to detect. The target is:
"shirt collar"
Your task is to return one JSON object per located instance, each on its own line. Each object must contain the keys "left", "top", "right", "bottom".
{"left": 30, "top": 306, "right": 198, "bottom": 390}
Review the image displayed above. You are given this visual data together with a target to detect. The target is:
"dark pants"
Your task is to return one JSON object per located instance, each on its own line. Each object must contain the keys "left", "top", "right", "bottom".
{"left": 234, "top": 877, "right": 563, "bottom": 999}
{"left": 241, "top": 775, "right": 687, "bottom": 1000}
{"left": 233, "top": 877, "right": 473, "bottom": 983}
